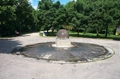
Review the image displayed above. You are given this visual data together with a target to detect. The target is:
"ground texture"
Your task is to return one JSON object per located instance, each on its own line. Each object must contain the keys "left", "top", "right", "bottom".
{"left": 0, "top": 33, "right": 120, "bottom": 79}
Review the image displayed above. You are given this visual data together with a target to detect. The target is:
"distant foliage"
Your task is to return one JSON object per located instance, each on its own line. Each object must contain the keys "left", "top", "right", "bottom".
{"left": 0, "top": 0, "right": 120, "bottom": 37}
{"left": 37, "top": 0, "right": 120, "bottom": 37}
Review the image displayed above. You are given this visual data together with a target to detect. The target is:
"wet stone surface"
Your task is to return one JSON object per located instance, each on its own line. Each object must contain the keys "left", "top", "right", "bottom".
{"left": 12, "top": 42, "right": 114, "bottom": 63}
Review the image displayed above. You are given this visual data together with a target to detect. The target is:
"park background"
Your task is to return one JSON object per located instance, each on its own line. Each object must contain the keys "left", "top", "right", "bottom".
{"left": 0, "top": 0, "right": 120, "bottom": 39}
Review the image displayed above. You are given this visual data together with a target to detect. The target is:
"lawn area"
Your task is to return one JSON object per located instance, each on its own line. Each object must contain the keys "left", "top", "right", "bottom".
{"left": 70, "top": 32, "right": 120, "bottom": 39}
{"left": 41, "top": 31, "right": 120, "bottom": 40}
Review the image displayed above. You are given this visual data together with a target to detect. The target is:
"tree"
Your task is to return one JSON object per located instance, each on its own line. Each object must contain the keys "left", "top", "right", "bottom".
{"left": 51, "top": 1, "right": 61, "bottom": 32}
{"left": 0, "top": 0, "right": 36, "bottom": 36}
{"left": 37, "top": 0, "right": 54, "bottom": 34}
{"left": 0, "top": 0, "right": 17, "bottom": 36}
{"left": 16, "top": 0, "right": 35, "bottom": 34}
{"left": 102, "top": 0, "right": 114, "bottom": 37}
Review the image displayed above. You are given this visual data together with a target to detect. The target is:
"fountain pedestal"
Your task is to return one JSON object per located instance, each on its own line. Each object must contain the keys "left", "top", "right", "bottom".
{"left": 56, "top": 39, "right": 72, "bottom": 47}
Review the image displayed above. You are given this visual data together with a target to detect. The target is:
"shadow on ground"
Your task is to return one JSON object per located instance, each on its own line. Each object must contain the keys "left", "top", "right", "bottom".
{"left": 0, "top": 39, "right": 22, "bottom": 54}
{"left": 113, "top": 38, "right": 120, "bottom": 41}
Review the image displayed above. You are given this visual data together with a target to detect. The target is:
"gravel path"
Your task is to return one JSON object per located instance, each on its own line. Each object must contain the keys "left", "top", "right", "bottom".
{"left": 0, "top": 32, "right": 120, "bottom": 79}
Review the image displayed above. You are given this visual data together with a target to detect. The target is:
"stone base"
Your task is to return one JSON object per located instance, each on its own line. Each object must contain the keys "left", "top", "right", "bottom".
{"left": 55, "top": 39, "right": 73, "bottom": 47}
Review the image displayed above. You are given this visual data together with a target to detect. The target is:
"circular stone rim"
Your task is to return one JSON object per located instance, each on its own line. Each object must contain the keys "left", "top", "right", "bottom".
{"left": 11, "top": 42, "right": 115, "bottom": 64}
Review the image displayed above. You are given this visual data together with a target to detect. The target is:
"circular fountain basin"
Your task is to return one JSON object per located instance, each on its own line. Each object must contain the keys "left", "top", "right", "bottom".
{"left": 12, "top": 42, "right": 114, "bottom": 63}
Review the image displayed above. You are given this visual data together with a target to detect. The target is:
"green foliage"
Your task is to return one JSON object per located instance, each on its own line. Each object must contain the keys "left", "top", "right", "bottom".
{"left": 0, "top": 0, "right": 120, "bottom": 38}
{"left": 0, "top": 0, "right": 17, "bottom": 36}
{"left": 0, "top": 0, "right": 36, "bottom": 37}
{"left": 73, "top": 0, "right": 120, "bottom": 37}
{"left": 38, "top": 0, "right": 54, "bottom": 32}
{"left": 16, "top": 0, "right": 35, "bottom": 33}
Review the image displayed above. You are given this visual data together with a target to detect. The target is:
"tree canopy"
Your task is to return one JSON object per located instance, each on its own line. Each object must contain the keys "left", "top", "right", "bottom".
{"left": 0, "top": 0, "right": 120, "bottom": 37}
{"left": 0, "top": 0, "right": 35, "bottom": 36}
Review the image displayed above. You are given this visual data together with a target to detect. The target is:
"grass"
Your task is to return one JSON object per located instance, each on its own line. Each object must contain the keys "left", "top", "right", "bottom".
{"left": 42, "top": 31, "right": 120, "bottom": 40}
{"left": 70, "top": 32, "right": 120, "bottom": 40}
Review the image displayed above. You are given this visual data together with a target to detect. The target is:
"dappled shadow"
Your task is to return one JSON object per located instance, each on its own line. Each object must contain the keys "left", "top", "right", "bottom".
{"left": 0, "top": 38, "right": 22, "bottom": 54}
{"left": 113, "top": 38, "right": 120, "bottom": 41}
{"left": 46, "top": 32, "right": 56, "bottom": 36}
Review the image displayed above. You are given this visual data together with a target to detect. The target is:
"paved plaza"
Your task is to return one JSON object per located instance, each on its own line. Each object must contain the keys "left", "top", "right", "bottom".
{"left": 0, "top": 32, "right": 120, "bottom": 79}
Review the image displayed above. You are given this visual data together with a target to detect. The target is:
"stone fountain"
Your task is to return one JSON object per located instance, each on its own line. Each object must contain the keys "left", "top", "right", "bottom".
{"left": 52, "top": 29, "right": 73, "bottom": 47}
{"left": 12, "top": 29, "right": 114, "bottom": 63}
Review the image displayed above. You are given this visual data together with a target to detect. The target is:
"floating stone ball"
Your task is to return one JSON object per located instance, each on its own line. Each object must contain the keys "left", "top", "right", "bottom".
{"left": 56, "top": 29, "right": 69, "bottom": 39}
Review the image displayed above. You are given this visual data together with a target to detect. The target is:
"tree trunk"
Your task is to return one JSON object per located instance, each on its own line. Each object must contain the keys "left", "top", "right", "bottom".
{"left": 105, "top": 25, "right": 108, "bottom": 38}
{"left": 46, "top": 30, "right": 49, "bottom": 36}
{"left": 96, "top": 30, "right": 99, "bottom": 36}
{"left": 77, "top": 30, "right": 80, "bottom": 36}
{"left": 52, "top": 29, "right": 54, "bottom": 35}
{"left": 20, "top": 22, "right": 22, "bottom": 35}
{"left": 84, "top": 28, "right": 87, "bottom": 34}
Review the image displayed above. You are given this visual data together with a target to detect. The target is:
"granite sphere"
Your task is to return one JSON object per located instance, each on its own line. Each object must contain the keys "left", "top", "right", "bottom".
{"left": 56, "top": 29, "right": 69, "bottom": 39}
